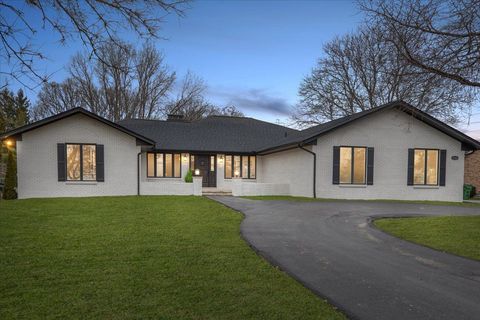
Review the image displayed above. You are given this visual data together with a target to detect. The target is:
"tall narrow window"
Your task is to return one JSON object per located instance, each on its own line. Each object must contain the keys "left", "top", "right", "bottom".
{"left": 414, "top": 150, "right": 426, "bottom": 184}
{"left": 147, "top": 153, "right": 155, "bottom": 177}
{"left": 353, "top": 148, "right": 366, "bottom": 184}
{"left": 82, "top": 145, "right": 96, "bottom": 180}
{"left": 190, "top": 155, "right": 195, "bottom": 171}
{"left": 339, "top": 147, "right": 352, "bottom": 184}
{"left": 225, "top": 155, "right": 232, "bottom": 178}
{"left": 233, "top": 156, "right": 241, "bottom": 177}
{"left": 165, "top": 154, "right": 173, "bottom": 177}
{"left": 413, "top": 149, "right": 438, "bottom": 185}
{"left": 174, "top": 154, "right": 181, "bottom": 177}
{"left": 249, "top": 156, "right": 256, "bottom": 179}
{"left": 426, "top": 150, "right": 438, "bottom": 185}
{"left": 339, "top": 147, "right": 366, "bottom": 184}
{"left": 66, "top": 144, "right": 96, "bottom": 181}
{"left": 67, "top": 144, "right": 81, "bottom": 181}
{"left": 210, "top": 156, "right": 215, "bottom": 171}
{"left": 156, "top": 153, "right": 164, "bottom": 177}
{"left": 242, "top": 155, "right": 249, "bottom": 178}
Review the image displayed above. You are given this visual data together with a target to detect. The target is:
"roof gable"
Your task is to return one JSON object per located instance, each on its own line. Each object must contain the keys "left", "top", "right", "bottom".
{"left": 258, "top": 101, "right": 480, "bottom": 153}
{"left": 0, "top": 108, "right": 155, "bottom": 145}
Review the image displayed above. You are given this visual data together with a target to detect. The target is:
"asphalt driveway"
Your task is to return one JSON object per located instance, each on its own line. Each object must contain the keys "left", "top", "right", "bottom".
{"left": 209, "top": 196, "right": 480, "bottom": 320}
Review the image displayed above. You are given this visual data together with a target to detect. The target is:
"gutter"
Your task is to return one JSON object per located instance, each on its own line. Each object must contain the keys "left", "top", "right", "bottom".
{"left": 298, "top": 144, "right": 316, "bottom": 198}
{"left": 137, "top": 152, "right": 142, "bottom": 196}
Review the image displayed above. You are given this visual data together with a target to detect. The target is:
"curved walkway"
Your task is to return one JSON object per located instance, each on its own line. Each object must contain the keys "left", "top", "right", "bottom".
{"left": 209, "top": 196, "right": 480, "bottom": 320}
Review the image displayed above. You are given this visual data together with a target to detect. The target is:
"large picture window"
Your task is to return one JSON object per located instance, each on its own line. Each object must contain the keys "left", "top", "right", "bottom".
{"left": 224, "top": 155, "right": 256, "bottom": 179}
{"left": 339, "top": 147, "right": 366, "bottom": 184}
{"left": 66, "top": 144, "right": 96, "bottom": 181}
{"left": 413, "top": 149, "right": 438, "bottom": 185}
{"left": 147, "top": 152, "right": 181, "bottom": 178}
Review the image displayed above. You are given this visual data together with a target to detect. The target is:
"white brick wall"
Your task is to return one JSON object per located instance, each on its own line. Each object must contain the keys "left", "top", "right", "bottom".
{"left": 231, "top": 178, "right": 289, "bottom": 196}
{"left": 17, "top": 113, "right": 141, "bottom": 198}
{"left": 138, "top": 152, "right": 195, "bottom": 195}
{"left": 258, "top": 147, "right": 314, "bottom": 197}
{"left": 257, "top": 108, "right": 465, "bottom": 201}
{"left": 313, "top": 108, "right": 464, "bottom": 201}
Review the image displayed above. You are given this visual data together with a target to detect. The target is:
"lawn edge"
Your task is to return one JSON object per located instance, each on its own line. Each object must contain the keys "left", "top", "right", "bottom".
{"left": 242, "top": 196, "right": 480, "bottom": 207}
{"left": 368, "top": 215, "right": 480, "bottom": 263}
{"left": 204, "top": 196, "right": 353, "bottom": 320}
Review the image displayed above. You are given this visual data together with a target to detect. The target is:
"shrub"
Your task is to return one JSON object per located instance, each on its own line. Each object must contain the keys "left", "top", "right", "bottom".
{"left": 3, "top": 150, "right": 17, "bottom": 200}
{"left": 184, "top": 169, "right": 193, "bottom": 183}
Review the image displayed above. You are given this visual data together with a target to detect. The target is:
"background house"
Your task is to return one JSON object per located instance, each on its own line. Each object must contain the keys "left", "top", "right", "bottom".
{"left": 465, "top": 151, "right": 480, "bottom": 195}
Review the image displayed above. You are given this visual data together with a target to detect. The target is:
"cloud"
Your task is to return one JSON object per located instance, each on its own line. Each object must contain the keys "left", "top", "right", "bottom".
{"left": 208, "top": 87, "right": 293, "bottom": 116}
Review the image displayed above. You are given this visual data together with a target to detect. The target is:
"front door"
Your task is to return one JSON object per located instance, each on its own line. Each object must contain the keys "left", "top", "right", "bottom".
{"left": 195, "top": 155, "right": 216, "bottom": 187}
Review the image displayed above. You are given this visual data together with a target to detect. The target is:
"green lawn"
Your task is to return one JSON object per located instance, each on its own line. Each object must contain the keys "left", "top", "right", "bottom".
{"left": 0, "top": 196, "right": 345, "bottom": 320}
{"left": 243, "top": 196, "right": 480, "bottom": 207}
{"left": 374, "top": 216, "right": 480, "bottom": 260}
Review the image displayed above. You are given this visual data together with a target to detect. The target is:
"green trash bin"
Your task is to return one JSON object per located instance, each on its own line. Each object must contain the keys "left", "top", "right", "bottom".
{"left": 464, "top": 184, "right": 474, "bottom": 200}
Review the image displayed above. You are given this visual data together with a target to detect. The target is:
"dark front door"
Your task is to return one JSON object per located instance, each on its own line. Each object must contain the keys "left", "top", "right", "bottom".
{"left": 195, "top": 155, "right": 216, "bottom": 187}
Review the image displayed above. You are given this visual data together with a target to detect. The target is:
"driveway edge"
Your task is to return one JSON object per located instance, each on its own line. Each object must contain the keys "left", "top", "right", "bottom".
{"left": 367, "top": 215, "right": 480, "bottom": 263}
{"left": 206, "top": 196, "right": 356, "bottom": 320}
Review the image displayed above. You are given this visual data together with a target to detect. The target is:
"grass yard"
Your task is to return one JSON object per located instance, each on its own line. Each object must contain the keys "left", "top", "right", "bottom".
{"left": 374, "top": 216, "right": 480, "bottom": 261}
{"left": 0, "top": 196, "right": 345, "bottom": 320}
{"left": 243, "top": 196, "right": 480, "bottom": 207}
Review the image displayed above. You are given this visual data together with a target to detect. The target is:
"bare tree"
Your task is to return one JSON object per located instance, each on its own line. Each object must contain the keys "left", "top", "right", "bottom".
{"left": 360, "top": 0, "right": 480, "bottom": 88}
{"left": 165, "top": 71, "right": 214, "bottom": 121}
{"left": 32, "top": 41, "right": 176, "bottom": 122}
{"left": 33, "top": 79, "right": 84, "bottom": 121}
{"left": 213, "top": 104, "right": 245, "bottom": 117}
{"left": 292, "top": 25, "right": 475, "bottom": 127}
{"left": 0, "top": 0, "right": 188, "bottom": 89}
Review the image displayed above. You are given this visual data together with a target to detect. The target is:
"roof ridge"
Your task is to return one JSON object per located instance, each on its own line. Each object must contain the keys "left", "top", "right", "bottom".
{"left": 205, "top": 115, "right": 298, "bottom": 131}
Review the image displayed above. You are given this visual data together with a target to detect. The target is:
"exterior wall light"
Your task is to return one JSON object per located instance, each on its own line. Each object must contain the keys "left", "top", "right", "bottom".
{"left": 218, "top": 154, "right": 224, "bottom": 164}
{"left": 234, "top": 170, "right": 240, "bottom": 178}
{"left": 182, "top": 153, "right": 188, "bottom": 162}
{"left": 5, "top": 140, "right": 13, "bottom": 147}
{"left": 194, "top": 169, "right": 200, "bottom": 176}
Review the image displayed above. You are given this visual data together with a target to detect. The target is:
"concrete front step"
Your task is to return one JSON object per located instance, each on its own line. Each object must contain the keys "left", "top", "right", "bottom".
{"left": 202, "top": 192, "right": 232, "bottom": 196}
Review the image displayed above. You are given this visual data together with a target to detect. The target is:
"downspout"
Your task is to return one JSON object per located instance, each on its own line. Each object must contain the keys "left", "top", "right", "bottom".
{"left": 298, "top": 144, "right": 316, "bottom": 198}
{"left": 137, "top": 152, "right": 142, "bottom": 196}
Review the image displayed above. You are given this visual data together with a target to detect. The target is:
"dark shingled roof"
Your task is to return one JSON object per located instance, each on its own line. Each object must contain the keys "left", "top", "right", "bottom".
{"left": 3, "top": 101, "right": 478, "bottom": 153}
{"left": 118, "top": 115, "right": 299, "bottom": 153}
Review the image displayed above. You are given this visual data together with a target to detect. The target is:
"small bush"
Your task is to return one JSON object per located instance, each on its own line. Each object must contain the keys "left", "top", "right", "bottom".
{"left": 184, "top": 169, "right": 193, "bottom": 183}
{"left": 3, "top": 150, "right": 17, "bottom": 200}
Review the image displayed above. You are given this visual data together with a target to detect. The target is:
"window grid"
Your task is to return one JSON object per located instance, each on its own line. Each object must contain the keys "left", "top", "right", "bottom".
{"left": 413, "top": 148, "right": 439, "bottom": 186}
{"left": 224, "top": 155, "right": 256, "bottom": 179}
{"left": 147, "top": 152, "right": 181, "bottom": 178}
{"left": 66, "top": 143, "right": 96, "bottom": 181}
{"left": 339, "top": 146, "right": 367, "bottom": 185}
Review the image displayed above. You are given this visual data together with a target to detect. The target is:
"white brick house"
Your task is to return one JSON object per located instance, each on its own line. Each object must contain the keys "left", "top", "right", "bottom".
{"left": 1, "top": 101, "right": 479, "bottom": 201}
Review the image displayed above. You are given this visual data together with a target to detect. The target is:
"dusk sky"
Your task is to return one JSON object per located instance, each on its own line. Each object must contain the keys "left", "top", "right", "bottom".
{"left": 5, "top": 0, "right": 480, "bottom": 139}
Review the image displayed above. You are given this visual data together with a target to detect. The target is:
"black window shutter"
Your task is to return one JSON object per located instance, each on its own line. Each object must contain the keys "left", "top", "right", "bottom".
{"left": 332, "top": 146, "right": 340, "bottom": 184}
{"left": 96, "top": 145, "right": 105, "bottom": 182}
{"left": 367, "top": 147, "right": 374, "bottom": 185}
{"left": 407, "top": 149, "right": 414, "bottom": 185}
{"left": 57, "top": 143, "right": 66, "bottom": 181}
{"left": 439, "top": 149, "right": 447, "bottom": 186}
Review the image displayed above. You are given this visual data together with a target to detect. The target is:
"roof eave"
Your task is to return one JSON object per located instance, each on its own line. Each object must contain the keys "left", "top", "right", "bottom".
{"left": 0, "top": 108, "right": 155, "bottom": 146}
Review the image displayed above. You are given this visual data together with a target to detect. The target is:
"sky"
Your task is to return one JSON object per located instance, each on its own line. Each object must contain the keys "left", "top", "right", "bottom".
{"left": 3, "top": 0, "right": 480, "bottom": 139}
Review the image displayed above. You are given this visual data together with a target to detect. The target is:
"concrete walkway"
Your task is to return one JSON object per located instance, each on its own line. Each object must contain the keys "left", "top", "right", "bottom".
{"left": 209, "top": 196, "right": 480, "bottom": 320}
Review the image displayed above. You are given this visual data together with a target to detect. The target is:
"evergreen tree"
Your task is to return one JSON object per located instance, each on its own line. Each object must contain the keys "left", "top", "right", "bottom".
{"left": 0, "top": 88, "right": 30, "bottom": 133}
{"left": 14, "top": 89, "right": 30, "bottom": 128}
{"left": 3, "top": 150, "right": 17, "bottom": 200}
